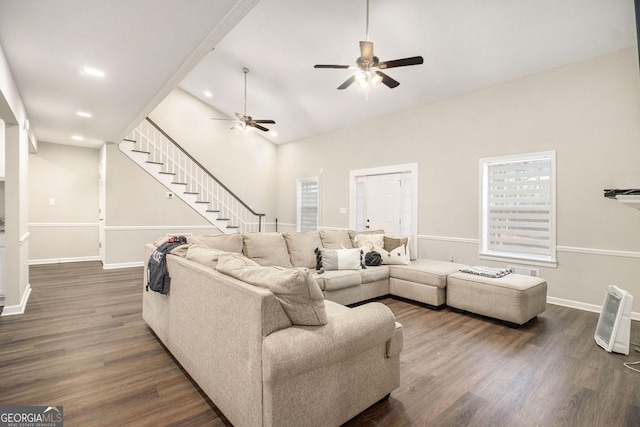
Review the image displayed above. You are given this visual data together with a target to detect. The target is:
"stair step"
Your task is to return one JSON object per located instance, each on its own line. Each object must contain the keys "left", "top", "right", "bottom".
{"left": 131, "top": 149, "right": 150, "bottom": 154}
{"left": 159, "top": 171, "right": 176, "bottom": 175}
{"left": 195, "top": 200, "right": 210, "bottom": 204}
{"left": 172, "top": 182, "right": 188, "bottom": 185}
{"left": 184, "top": 191, "right": 199, "bottom": 195}
{"left": 217, "top": 218, "right": 230, "bottom": 221}
{"left": 206, "top": 209, "right": 220, "bottom": 213}
{"left": 227, "top": 226, "right": 240, "bottom": 229}
{"left": 146, "top": 160, "right": 163, "bottom": 165}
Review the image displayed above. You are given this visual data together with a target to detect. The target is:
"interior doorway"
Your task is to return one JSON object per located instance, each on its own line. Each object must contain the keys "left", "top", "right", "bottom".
{"left": 349, "top": 163, "right": 418, "bottom": 252}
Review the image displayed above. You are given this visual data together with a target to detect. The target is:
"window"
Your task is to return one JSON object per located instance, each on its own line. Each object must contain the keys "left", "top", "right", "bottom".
{"left": 297, "top": 177, "right": 319, "bottom": 232}
{"left": 480, "top": 151, "right": 556, "bottom": 266}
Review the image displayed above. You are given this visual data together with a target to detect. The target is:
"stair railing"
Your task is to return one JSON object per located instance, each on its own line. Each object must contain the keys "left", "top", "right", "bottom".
{"left": 125, "top": 117, "right": 265, "bottom": 233}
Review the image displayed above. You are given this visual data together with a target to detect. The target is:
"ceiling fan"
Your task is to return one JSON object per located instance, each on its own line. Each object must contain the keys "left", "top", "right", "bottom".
{"left": 211, "top": 67, "right": 275, "bottom": 132}
{"left": 314, "top": 0, "right": 423, "bottom": 90}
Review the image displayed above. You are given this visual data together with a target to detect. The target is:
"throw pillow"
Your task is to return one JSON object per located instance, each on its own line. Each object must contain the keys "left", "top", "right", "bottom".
{"left": 185, "top": 244, "right": 223, "bottom": 269}
{"left": 216, "top": 252, "right": 327, "bottom": 326}
{"left": 316, "top": 247, "right": 363, "bottom": 271}
{"left": 353, "top": 233, "right": 385, "bottom": 252}
{"left": 384, "top": 234, "right": 415, "bottom": 260}
{"left": 373, "top": 244, "right": 410, "bottom": 265}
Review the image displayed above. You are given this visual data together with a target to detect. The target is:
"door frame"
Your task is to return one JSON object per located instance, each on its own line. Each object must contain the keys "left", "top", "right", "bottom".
{"left": 349, "top": 163, "right": 418, "bottom": 251}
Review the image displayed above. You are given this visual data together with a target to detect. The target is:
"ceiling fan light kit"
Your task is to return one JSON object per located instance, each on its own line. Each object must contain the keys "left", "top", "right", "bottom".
{"left": 211, "top": 67, "right": 276, "bottom": 134}
{"left": 314, "top": 0, "right": 424, "bottom": 91}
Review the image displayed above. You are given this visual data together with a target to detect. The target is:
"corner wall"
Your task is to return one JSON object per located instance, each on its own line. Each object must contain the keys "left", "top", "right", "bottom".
{"left": 276, "top": 48, "right": 640, "bottom": 312}
{"left": 28, "top": 142, "right": 101, "bottom": 264}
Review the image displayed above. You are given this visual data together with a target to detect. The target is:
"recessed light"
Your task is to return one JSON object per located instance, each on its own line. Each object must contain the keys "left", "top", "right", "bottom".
{"left": 81, "top": 67, "right": 105, "bottom": 77}
{"left": 269, "top": 131, "right": 278, "bottom": 138}
{"left": 203, "top": 91, "right": 213, "bottom": 98}
{"left": 72, "top": 135, "right": 84, "bottom": 141}
{"left": 77, "top": 111, "right": 92, "bottom": 118}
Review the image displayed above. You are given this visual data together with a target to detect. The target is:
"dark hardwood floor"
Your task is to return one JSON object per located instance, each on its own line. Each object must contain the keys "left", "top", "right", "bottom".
{"left": 1, "top": 262, "right": 639, "bottom": 426}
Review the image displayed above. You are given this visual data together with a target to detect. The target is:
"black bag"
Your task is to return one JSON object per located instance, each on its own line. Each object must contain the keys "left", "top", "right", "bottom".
{"left": 364, "top": 251, "right": 382, "bottom": 267}
{"left": 146, "top": 236, "right": 188, "bottom": 294}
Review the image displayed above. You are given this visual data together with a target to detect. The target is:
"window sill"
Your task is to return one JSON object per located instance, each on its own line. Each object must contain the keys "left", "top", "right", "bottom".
{"left": 479, "top": 253, "right": 558, "bottom": 269}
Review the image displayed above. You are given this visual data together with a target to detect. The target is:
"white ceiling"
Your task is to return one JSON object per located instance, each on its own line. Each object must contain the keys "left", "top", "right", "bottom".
{"left": 0, "top": 0, "right": 637, "bottom": 149}
{"left": 0, "top": 0, "right": 258, "bottom": 148}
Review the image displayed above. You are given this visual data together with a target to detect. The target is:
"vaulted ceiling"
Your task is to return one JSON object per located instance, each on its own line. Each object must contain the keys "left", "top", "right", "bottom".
{"left": 0, "top": 0, "right": 636, "bottom": 149}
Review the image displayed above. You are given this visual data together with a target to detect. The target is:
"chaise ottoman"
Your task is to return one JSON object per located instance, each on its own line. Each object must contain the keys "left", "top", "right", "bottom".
{"left": 446, "top": 272, "right": 547, "bottom": 326}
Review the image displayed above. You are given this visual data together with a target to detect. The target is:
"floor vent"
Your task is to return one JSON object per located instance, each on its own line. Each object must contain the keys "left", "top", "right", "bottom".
{"left": 508, "top": 266, "right": 539, "bottom": 277}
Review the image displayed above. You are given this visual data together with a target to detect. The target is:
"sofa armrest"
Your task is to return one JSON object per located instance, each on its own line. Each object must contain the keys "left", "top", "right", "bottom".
{"left": 262, "top": 302, "right": 398, "bottom": 384}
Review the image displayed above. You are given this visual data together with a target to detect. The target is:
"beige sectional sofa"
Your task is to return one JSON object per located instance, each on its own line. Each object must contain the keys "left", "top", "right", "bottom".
{"left": 142, "top": 229, "right": 546, "bottom": 426}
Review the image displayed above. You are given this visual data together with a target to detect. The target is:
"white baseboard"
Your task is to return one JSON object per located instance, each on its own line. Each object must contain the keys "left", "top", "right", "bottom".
{"left": 547, "top": 296, "right": 640, "bottom": 321}
{"left": 102, "top": 261, "right": 144, "bottom": 270}
{"left": 1, "top": 284, "right": 31, "bottom": 316}
{"left": 29, "top": 256, "right": 101, "bottom": 266}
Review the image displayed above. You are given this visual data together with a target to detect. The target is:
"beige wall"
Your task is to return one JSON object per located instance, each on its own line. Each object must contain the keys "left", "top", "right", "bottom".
{"left": 28, "top": 142, "right": 101, "bottom": 263}
{"left": 148, "top": 88, "right": 278, "bottom": 218}
{"left": 276, "top": 48, "right": 640, "bottom": 311}
{"left": 104, "top": 143, "right": 216, "bottom": 267}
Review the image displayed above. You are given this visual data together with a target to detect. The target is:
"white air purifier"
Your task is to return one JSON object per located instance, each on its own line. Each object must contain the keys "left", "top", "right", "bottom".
{"left": 594, "top": 285, "right": 633, "bottom": 355}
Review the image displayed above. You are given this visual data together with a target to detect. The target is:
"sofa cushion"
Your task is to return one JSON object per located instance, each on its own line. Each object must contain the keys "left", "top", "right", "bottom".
{"left": 310, "top": 270, "right": 362, "bottom": 292}
{"left": 317, "top": 247, "right": 362, "bottom": 271}
{"left": 359, "top": 265, "right": 390, "bottom": 284}
{"left": 185, "top": 244, "right": 223, "bottom": 269}
{"left": 283, "top": 231, "right": 322, "bottom": 269}
{"left": 193, "top": 233, "right": 244, "bottom": 253}
{"left": 389, "top": 259, "right": 466, "bottom": 288}
{"left": 242, "top": 232, "right": 293, "bottom": 268}
{"left": 217, "top": 252, "right": 326, "bottom": 326}
{"left": 319, "top": 230, "right": 353, "bottom": 249}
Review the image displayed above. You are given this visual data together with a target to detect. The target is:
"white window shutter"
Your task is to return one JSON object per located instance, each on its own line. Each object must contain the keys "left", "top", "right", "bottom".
{"left": 481, "top": 152, "right": 556, "bottom": 263}
{"left": 297, "top": 177, "right": 319, "bottom": 232}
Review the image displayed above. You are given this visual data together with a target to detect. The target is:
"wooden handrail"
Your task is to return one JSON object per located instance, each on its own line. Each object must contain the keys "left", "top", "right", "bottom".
{"left": 144, "top": 117, "right": 265, "bottom": 221}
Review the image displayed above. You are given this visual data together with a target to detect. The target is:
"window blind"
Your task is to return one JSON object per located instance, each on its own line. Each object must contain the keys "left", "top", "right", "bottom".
{"left": 483, "top": 154, "right": 554, "bottom": 261}
{"left": 298, "top": 178, "right": 318, "bottom": 232}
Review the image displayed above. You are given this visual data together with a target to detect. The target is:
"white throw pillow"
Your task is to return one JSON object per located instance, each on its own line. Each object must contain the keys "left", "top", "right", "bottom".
{"left": 373, "top": 244, "right": 410, "bottom": 265}
{"left": 317, "top": 247, "right": 362, "bottom": 270}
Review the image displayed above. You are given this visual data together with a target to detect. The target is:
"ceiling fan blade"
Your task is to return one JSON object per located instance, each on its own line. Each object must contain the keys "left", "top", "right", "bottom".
{"left": 337, "top": 75, "right": 356, "bottom": 90}
{"left": 250, "top": 123, "right": 270, "bottom": 132}
{"left": 378, "top": 56, "right": 424, "bottom": 69}
{"left": 211, "top": 117, "right": 234, "bottom": 121}
{"left": 252, "top": 119, "right": 276, "bottom": 124}
{"left": 375, "top": 71, "right": 400, "bottom": 89}
{"left": 314, "top": 64, "right": 351, "bottom": 69}
{"left": 360, "top": 41, "right": 374, "bottom": 62}
{"left": 235, "top": 112, "right": 247, "bottom": 121}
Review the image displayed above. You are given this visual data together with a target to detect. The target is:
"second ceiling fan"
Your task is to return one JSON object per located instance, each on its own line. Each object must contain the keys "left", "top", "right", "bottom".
{"left": 212, "top": 67, "right": 275, "bottom": 133}
{"left": 315, "top": 0, "right": 424, "bottom": 90}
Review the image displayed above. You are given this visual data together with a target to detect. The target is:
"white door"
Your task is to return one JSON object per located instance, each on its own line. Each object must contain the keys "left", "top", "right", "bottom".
{"left": 350, "top": 163, "right": 418, "bottom": 255}
{"left": 364, "top": 174, "right": 403, "bottom": 236}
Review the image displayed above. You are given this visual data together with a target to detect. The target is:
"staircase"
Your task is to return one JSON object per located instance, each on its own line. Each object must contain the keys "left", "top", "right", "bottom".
{"left": 119, "top": 117, "right": 265, "bottom": 233}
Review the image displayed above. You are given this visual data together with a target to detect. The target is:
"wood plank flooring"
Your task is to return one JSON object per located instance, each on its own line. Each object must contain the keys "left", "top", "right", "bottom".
{"left": 1, "top": 261, "right": 640, "bottom": 426}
